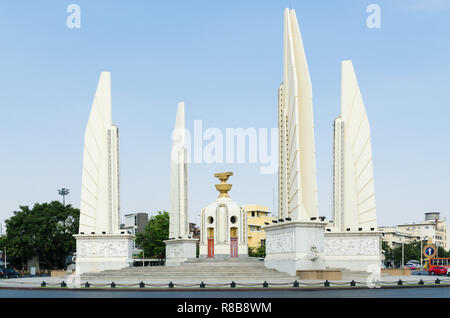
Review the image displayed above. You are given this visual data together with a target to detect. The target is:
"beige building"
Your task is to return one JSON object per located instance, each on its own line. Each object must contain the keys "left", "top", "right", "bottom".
{"left": 243, "top": 205, "right": 276, "bottom": 249}
{"left": 380, "top": 212, "right": 448, "bottom": 250}
{"left": 379, "top": 226, "right": 420, "bottom": 248}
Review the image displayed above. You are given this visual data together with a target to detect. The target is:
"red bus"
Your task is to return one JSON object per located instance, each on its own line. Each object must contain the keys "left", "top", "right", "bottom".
{"left": 428, "top": 258, "right": 450, "bottom": 269}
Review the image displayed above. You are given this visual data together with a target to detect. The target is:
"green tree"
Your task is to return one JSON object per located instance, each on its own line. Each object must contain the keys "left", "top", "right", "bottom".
{"left": 5, "top": 201, "right": 79, "bottom": 270}
{"left": 0, "top": 235, "right": 7, "bottom": 267}
{"left": 382, "top": 241, "right": 393, "bottom": 266}
{"left": 248, "top": 241, "right": 266, "bottom": 258}
{"left": 382, "top": 240, "right": 450, "bottom": 268}
{"left": 437, "top": 246, "right": 450, "bottom": 258}
{"left": 135, "top": 211, "right": 169, "bottom": 258}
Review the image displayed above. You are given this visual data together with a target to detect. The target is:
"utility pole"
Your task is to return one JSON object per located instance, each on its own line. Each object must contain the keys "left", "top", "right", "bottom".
{"left": 58, "top": 188, "right": 70, "bottom": 206}
{"left": 1, "top": 222, "right": 5, "bottom": 270}
{"left": 420, "top": 237, "right": 423, "bottom": 269}
{"left": 402, "top": 242, "right": 404, "bottom": 268}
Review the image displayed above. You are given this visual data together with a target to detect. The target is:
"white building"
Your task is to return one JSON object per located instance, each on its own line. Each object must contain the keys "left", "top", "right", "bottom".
{"left": 380, "top": 212, "right": 448, "bottom": 250}
{"left": 121, "top": 213, "right": 149, "bottom": 235}
{"left": 379, "top": 226, "right": 420, "bottom": 248}
{"left": 121, "top": 213, "right": 149, "bottom": 256}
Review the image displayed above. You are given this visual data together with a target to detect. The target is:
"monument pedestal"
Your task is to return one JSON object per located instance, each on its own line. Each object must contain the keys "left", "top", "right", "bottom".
{"left": 264, "top": 221, "right": 327, "bottom": 276}
{"left": 324, "top": 231, "right": 382, "bottom": 271}
{"left": 74, "top": 234, "right": 134, "bottom": 275}
{"left": 164, "top": 238, "right": 198, "bottom": 266}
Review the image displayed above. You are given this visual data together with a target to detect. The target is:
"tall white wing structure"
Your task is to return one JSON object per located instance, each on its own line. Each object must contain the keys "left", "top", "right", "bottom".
{"left": 278, "top": 9, "right": 319, "bottom": 221}
{"left": 169, "top": 102, "right": 189, "bottom": 239}
{"left": 333, "top": 60, "right": 377, "bottom": 231}
{"left": 79, "top": 72, "right": 121, "bottom": 234}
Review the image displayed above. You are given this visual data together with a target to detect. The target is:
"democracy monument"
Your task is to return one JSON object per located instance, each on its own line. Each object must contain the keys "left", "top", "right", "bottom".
{"left": 73, "top": 8, "right": 382, "bottom": 279}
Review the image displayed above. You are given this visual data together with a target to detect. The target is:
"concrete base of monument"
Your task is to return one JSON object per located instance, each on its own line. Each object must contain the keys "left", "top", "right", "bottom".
{"left": 74, "top": 234, "right": 135, "bottom": 275}
{"left": 263, "top": 221, "right": 328, "bottom": 276}
{"left": 324, "top": 231, "right": 383, "bottom": 272}
{"left": 164, "top": 238, "right": 199, "bottom": 266}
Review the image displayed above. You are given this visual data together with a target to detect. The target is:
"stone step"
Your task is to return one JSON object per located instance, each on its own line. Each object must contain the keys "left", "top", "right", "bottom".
{"left": 84, "top": 270, "right": 291, "bottom": 276}
{"left": 111, "top": 267, "right": 272, "bottom": 272}
{"left": 81, "top": 272, "right": 293, "bottom": 279}
{"left": 80, "top": 259, "right": 295, "bottom": 280}
{"left": 101, "top": 266, "right": 272, "bottom": 273}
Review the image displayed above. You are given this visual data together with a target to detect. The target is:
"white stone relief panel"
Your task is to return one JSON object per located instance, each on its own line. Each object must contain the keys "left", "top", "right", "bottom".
{"left": 166, "top": 245, "right": 183, "bottom": 258}
{"left": 266, "top": 231, "right": 294, "bottom": 253}
{"left": 325, "top": 238, "right": 379, "bottom": 256}
{"left": 77, "top": 240, "right": 129, "bottom": 258}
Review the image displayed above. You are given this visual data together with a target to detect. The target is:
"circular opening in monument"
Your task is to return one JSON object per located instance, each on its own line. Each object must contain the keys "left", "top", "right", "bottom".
{"left": 230, "top": 216, "right": 237, "bottom": 224}
{"left": 208, "top": 216, "right": 214, "bottom": 224}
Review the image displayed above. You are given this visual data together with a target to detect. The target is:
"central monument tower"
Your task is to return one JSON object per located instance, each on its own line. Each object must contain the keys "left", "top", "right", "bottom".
{"left": 199, "top": 172, "right": 248, "bottom": 259}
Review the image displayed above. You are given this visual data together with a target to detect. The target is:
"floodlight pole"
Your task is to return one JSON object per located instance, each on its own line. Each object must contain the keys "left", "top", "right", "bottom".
{"left": 58, "top": 188, "right": 70, "bottom": 206}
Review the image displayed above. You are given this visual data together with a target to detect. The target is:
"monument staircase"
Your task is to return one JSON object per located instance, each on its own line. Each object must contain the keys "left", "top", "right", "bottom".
{"left": 78, "top": 258, "right": 296, "bottom": 284}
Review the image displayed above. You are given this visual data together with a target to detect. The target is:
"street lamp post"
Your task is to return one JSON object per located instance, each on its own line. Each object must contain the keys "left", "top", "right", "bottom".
{"left": 58, "top": 188, "right": 70, "bottom": 206}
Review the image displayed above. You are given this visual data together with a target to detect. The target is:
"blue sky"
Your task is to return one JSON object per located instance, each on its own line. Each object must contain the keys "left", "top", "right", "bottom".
{"left": 0, "top": 0, "right": 449, "bottom": 229}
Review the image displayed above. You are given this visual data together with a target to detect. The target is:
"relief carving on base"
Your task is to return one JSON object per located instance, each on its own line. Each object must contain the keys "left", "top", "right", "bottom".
{"left": 266, "top": 231, "right": 294, "bottom": 254}
{"left": 77, "top": 240, "right": 129, "bottom": 258}
{"left": 325, "top": 238, "right": 379, "bottom": 256}
{"left": 166, "top": 245, "right": 183, "bottom": 258}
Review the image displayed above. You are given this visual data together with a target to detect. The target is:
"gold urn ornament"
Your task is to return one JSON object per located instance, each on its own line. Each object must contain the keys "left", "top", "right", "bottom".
{"left": 214, "top": 172, "right": 233, "bottom": 198}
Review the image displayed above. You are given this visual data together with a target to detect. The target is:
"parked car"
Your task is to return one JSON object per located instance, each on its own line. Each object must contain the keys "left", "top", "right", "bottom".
{"left": 405, "top": 263, "right": 418, "bottom": 270}
{"left": 0, "top": 268, "right": 20, "bottom": 279}
{"left": 428, "top": 266, "right": 448, "bottom": 276}
{"left": 406, "top": 260, "right": 420, "bottom": 269}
